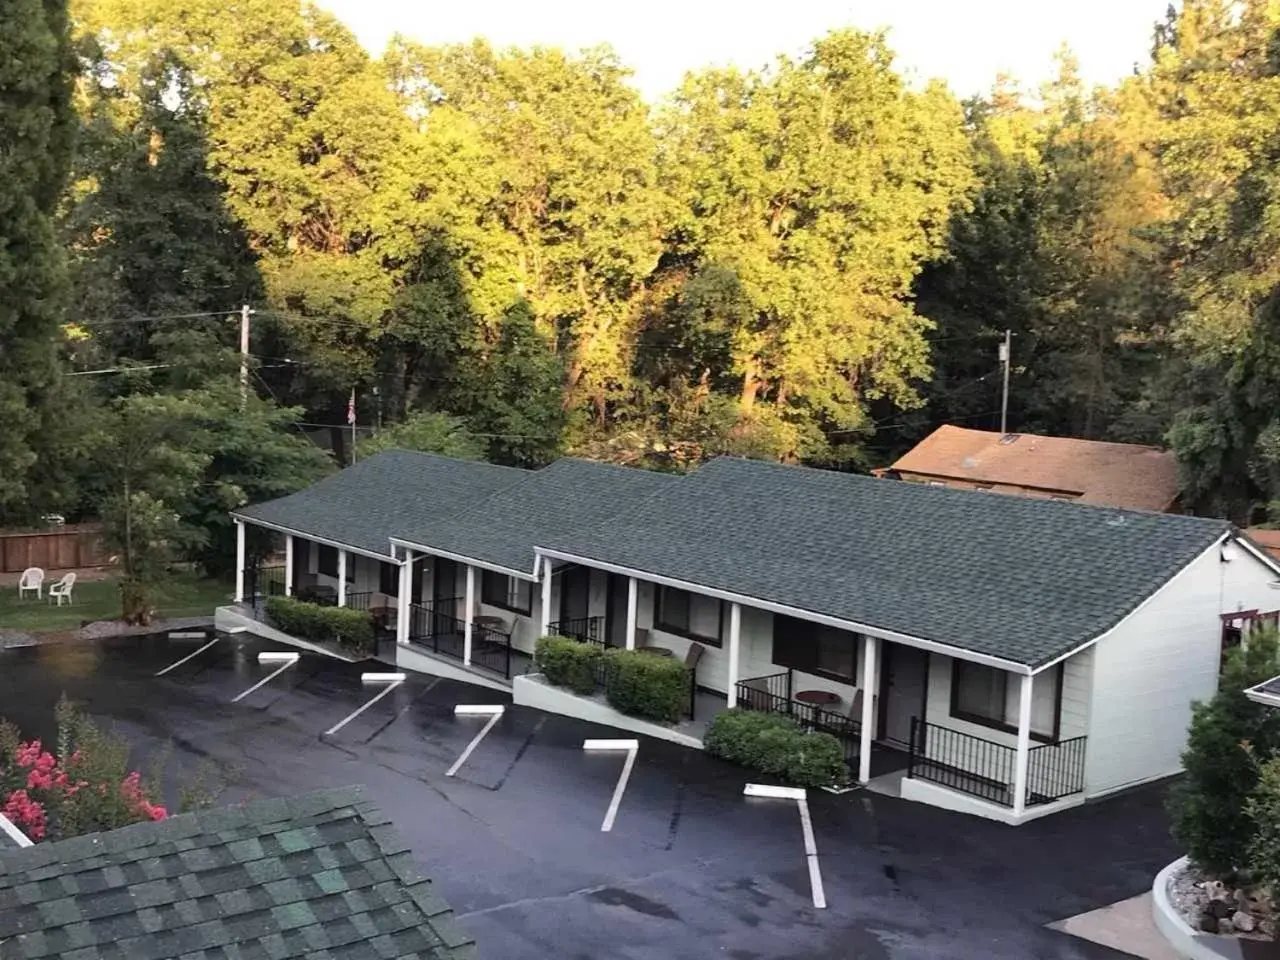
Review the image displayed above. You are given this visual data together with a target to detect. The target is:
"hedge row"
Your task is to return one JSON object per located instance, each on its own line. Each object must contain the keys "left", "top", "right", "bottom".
{"left": 535, "top": 635, "right": 602, "bottom": 694}
{"left": 265, "top": 596, "right": 375, "bottom": 655}
{"left": 703, "top": 709, "right": 850, "bottom": 789}
{"left": 535, "top": 635, "right": 690, "bottom": 724}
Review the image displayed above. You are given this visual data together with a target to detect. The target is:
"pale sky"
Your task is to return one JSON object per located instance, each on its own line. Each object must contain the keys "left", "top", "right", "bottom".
{"left": 314, "top": 0, "right": 1172, "bottom": 101}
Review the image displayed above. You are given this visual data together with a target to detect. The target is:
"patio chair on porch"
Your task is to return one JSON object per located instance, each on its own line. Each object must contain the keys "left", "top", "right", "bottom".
{"left": 684, "top": 641, "right": 705, "bottom": 674}
{"left": 17, "top": 567, "right": 44, "bottom": 600}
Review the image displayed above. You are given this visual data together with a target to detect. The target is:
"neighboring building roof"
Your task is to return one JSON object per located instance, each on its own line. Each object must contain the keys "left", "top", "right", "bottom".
{"left": 0, "top": 785, "right": 476, "bottom": 960}
{"left": 234, "top": 450, "right": 526, "bottom": 559}
{"left": 539, "top": 457, "right": 1232, "bottom": 670}
{"left": 1246, "top": 527, "right": 1280, "bottom": 562}
{"left": 884, "top": 425, "right": 1181, "bottom": 511}
{"left": 395, "top": 458, "right": 680, "bottom": 577}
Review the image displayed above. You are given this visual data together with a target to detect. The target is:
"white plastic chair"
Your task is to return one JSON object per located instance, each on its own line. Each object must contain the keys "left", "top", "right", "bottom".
{"left": 47, "top": 572, "right": 75, "bottom": 606}
{"left": 17, "top": 568, "right": 44, "bottom": 600}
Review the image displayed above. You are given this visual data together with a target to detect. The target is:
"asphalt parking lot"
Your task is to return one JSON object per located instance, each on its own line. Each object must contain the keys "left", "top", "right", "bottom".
{"left": 0, "top": 632, "right": 1180, "bottom": 959}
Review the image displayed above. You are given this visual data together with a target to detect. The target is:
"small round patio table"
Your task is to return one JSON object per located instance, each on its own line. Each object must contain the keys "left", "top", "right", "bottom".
{"left": 636, "top": 645, "right": 675, "bottom": 657}
{"left": 794, "top": 689, "right": 841, "bottom": 707}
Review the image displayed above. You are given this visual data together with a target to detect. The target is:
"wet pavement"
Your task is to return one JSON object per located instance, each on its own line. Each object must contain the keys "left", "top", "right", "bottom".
{"left": 0, "top": 632, "right": 1178, "bottom": 959}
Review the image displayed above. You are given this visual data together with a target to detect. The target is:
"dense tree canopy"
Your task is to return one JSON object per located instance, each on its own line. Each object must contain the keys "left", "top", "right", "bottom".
{"left": 5, "top": 0, "right": 1280, "bottom": 563}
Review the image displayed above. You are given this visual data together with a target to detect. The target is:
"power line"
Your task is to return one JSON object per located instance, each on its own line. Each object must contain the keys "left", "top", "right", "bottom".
{"left": 76, "top": 311, "right": 237, "bottom": 327}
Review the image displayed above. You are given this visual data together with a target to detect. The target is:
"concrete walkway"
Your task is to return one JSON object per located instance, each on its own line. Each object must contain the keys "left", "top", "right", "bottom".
{"left": 1050, "top": 893, "right": 1181, "bottom": 960}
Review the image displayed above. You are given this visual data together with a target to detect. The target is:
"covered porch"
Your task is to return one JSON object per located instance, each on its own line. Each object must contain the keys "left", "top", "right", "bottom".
{"left": 233, "top": 520, "right": 521, "bottom": 682}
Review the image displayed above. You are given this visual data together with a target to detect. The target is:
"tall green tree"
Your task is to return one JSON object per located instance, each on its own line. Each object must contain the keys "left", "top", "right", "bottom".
{"left": 0, "top": 0, "right": 75, "bottom": 521}
{"left": 658, "top": 30, "right": 974, "bottom": 461}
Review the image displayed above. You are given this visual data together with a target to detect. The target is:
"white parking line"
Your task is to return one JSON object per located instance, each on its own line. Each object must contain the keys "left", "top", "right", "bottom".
{"left": 168, "top": 630, "right": 208, "bottom": 639}
{"left": 584, "top": 739, "right": 639, "bottom": 832}
{"left": 323, "top": 674, "right": 406, "bottom": 737}
{"left": 446, "top": 705, "right": 505, "bottom": 777}
{"left": 744, "top": 783, "right": 826, "bottom": 909}
{"left": 231, "top": 652, "right": 299, "bottom": 703}
{"left": 155, "top": 637, "right": 220, "bottom": 676}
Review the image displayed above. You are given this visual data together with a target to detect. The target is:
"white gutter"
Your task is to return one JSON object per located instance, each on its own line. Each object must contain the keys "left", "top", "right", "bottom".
{"left": 232, "top": 515, "right": 394, "bottom": 563}
{"left": 534, "top": 546, "right": 1034, "bottom": 675}
{"left": 389, "top": 537, "right": 535, "bottom": 582}
{"left": 0, "top": 812, "right": 32, "bottom": 848}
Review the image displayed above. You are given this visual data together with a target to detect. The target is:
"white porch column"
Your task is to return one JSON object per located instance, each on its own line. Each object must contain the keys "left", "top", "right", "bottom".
{"left": 625, "top": 576, "right": 638, "bottom": 650}
{"left": 539, "top": 559, "right": 553, "bottom": 637}
{"left": 726, "top": 602, "right": 742, "bottom": 707}
{"left": 284, "top": 535, "right": 294, "bottom": 596}
{"left": 1012, "top": 672, "right": 1034, "bottom": 817}
{"left": 463, "top": 564, "right": 476, "bottom": 665}
{"left": 858, "top": 635, "right": 878, "bottom": 784}
{"left": 337, "top": 549, "right": 347, "bottom": 606}
{"left": 234, "top": 520, "right": 246, "bottom": 602}
{"left": 396, "top": 555, "right": 412, "bottom": 645}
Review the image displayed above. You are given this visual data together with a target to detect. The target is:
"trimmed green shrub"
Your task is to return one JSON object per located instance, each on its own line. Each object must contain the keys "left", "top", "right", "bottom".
{"left": 265, "top": 596, "right": 374, "bottom": 655}
{"left": 603, "top": 648, "right": 689, "bottom": 724}
{"left": 1170, "top": 627, "right": 1280, "bottom": 876}
{"left": 704, "top": 708, "right": 850, "bottom": 789}
{"left": 535, "top": 635, "right": 602, "bottom": 694}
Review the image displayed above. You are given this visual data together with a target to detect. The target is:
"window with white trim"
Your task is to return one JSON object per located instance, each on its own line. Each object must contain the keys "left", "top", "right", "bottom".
{"left": 481, "top": 570, "right": 532, "bottom": 615}
{"left": 950, "top": 660, "right": 1061, "bottom": 741}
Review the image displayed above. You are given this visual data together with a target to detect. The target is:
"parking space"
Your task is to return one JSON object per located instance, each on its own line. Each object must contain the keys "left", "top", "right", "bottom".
{"left": 0, "top": 632, "right": 1181, "bottom": 960}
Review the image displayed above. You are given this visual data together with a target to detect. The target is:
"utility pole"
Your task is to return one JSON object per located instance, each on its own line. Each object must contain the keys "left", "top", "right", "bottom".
{"left": 239, "top": 304, "right": 254, "bottom": 409}
{"left": 999, "top": 328, "right": 1012, "bottom": 436}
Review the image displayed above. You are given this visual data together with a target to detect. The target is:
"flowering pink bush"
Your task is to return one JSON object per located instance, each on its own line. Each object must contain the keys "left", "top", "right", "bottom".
{"left": 0, "top": 700, "right": 170, "bottom": 843}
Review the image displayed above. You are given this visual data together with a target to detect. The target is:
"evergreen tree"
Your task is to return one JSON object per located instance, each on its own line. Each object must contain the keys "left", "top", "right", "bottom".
{"left": 0, "top": 0, "right": 75, "bottom": 520}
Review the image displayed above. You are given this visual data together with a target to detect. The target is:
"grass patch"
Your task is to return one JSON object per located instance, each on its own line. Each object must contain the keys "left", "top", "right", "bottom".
{"left": 0, "top": 573, "right": 231, "bottom": 632}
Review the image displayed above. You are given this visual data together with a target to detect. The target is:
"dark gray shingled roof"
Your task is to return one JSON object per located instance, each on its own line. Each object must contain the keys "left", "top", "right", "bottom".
{"left": 539, "top": 457, "right": 1235, "bottom": 669}
{"left": 0, "top": 785, "right": 476, "bottom": 960}
{"left": 395, "top": 458, "right": 680, "bottom": 576}
{"left": 234, "top": 450, "right": 526, "bottom": 558}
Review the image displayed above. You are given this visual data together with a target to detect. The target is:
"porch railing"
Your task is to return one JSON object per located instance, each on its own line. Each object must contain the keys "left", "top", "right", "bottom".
{"left": 906, "top": 718, "right": 1087, "bottom": 807}
{"left": 344, "top": 591, "right": 374, "bottom": 611}
{"left": 547, "top": 616, "right": 604, "bottom": 645}
{"left": 407, "top": 599, "right": 512, "bottom": 679}
{"left": 734, "top": 670, "right": 861, "bottom": 765}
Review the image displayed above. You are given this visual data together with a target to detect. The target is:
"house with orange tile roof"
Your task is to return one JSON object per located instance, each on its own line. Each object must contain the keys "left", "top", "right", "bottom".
{"left": 877, "top": 425, "right": 1181, "bottom": 512}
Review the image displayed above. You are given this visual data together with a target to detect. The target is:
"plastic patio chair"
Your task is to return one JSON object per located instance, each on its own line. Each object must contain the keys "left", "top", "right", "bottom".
{"left": 17, "top": 567, "right": 44, "bottom": 600}
{"left": 47, "top": 572, "right": 76, "bottom": 606}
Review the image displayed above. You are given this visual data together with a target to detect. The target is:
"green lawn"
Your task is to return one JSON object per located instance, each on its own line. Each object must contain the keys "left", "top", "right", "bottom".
{"left": 0, "top": 574, "right": 232, "bottom": 632}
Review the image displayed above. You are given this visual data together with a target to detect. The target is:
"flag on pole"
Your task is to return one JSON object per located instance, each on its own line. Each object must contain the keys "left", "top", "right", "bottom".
{"left": 347, "top": 389, "right": 356, "bottom": 425}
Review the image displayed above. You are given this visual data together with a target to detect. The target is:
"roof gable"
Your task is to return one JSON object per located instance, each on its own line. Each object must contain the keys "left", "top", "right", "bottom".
{"left": 540, "top": 457, "right": 1230, "bottom": 668}
{"left": 395, "top": 458, "right": 680, "bottom": 576}
{"left": 0, "top": 786, "right": 475, "bottom": 960}
{"left": 888, "top": 425, "right": 1181, "bottom": 511}
{"left": 235, "top": 450, "right": 526, "bottom": 558}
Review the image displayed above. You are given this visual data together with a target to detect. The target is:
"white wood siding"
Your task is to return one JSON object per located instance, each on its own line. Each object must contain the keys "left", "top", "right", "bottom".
{"left": 1084, "top": 541, "right": 1278, "bottom": 796}
{"left": 921, "top": 650, "right": 1092, "bottom": 797}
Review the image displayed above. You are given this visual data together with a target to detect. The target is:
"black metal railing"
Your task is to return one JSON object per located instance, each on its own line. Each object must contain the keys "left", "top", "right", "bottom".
{"left": 246, "top": 564, "right": 286, "bottom": 616}
{"left": 548, "top": 616, "right": 604, "bottom": 645}
{"left": 344, "top": 591, "right": 374, "bottom": 611}
{"left": 734, "top": 670, "right": 860, "bottom": 765}
{"left": 1028, "top": 736, "right": 1088, "bottom": 803}
{"left": 407, "top": 600, "right": 512, "bottom": 679}
{"left": 906, "top": 718, "right": 1087, "bottom": 807}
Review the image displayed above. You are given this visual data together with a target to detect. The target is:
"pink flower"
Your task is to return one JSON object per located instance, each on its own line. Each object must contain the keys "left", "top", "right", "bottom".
{"left": 4, "top": 790, "right": 46, "bottom": 840}
{"left": 148, "top": 806, "right": 167, "bottom": 821}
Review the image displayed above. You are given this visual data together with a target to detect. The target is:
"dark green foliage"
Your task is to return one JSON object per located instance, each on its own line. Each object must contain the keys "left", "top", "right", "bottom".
{"left": 1170, "top": 629, "right": 1280, "bottom": 876}
{"left": 467, "top": 301, "right": 567, "bottom": 468}
{"left": 265, "top": 596, "right": 374, "bottom": 655}
{"left": 602, "top": 648, "right": 689, "bottom": 724}
{"left": 0, "top": 0, "right": 74, "bottom": 522}
{"left": 1246, "top": 754, "right": 1280, "bottom": 896}
{"left": 704, "top": 709, "right": 850, "bottom": 789}
{"left": 535, "top": 635, "right": 602, "bottom": 694}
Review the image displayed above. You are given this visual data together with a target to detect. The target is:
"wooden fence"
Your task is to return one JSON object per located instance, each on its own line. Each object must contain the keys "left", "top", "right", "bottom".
{"left": 0, "top": 524, "right": 109, "bottom": 573}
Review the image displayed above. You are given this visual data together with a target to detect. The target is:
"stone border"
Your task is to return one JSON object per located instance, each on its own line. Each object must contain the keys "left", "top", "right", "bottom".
{"left": 1152, "top": 857, "right": 1241, "bottom": 960}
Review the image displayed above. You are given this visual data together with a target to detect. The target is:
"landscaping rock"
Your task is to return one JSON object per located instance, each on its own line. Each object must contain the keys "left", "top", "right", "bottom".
{"left": 1211, "top": 899, "right": 1234, "bottom": 919}
{"left": 1220, "top": 918, "right": 1236, "bottom": 936}
{"left": 1234, "top": 911, "right": 1257, "bottom": 933}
